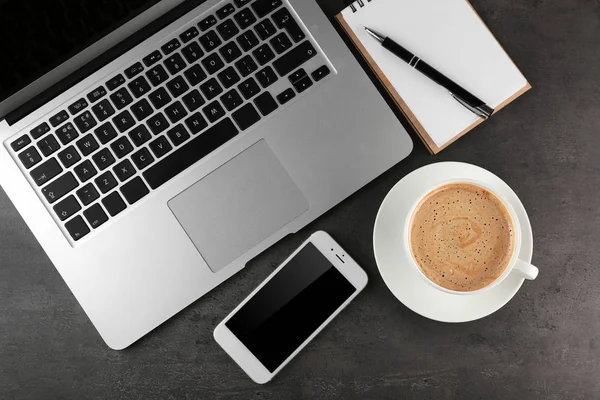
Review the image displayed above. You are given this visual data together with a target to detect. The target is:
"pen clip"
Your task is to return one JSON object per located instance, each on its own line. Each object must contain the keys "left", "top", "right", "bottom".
{"left": 449, "top": 92, "right": 492, "bottom": 120}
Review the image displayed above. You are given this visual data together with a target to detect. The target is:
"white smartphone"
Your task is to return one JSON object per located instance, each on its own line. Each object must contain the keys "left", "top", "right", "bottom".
{"left": 213, "top": 231, "right": 368, "bottom": 384}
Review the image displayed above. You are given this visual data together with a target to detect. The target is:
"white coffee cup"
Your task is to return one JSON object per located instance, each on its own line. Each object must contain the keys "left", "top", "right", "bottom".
{"left": 404, "top": 178, "right": 539, "bottom": 295}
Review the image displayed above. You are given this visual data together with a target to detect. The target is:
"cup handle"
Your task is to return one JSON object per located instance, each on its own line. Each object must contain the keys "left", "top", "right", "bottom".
{"left": 512, "top": 259, "right": 539, "bottom": 280}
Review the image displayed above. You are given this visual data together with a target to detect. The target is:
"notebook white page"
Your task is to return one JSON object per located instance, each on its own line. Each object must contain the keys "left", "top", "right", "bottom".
{"left": 342, "top": 0, "right": 527, "bottom": 147}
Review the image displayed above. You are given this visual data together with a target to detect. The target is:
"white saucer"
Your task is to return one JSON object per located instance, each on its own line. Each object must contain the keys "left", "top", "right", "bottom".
{"left": 373, "top": 162, "right": 533, "bottom": 323}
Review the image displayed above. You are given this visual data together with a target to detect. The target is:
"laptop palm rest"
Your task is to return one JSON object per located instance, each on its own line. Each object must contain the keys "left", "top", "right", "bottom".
{"left": 168, "top": 140, "right": 310, "bottom": 272}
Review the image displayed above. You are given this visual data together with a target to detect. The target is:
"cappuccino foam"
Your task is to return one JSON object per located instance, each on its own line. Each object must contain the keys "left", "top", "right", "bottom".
{"left": 409, "top": 183, "right": 515, "bottom": 292}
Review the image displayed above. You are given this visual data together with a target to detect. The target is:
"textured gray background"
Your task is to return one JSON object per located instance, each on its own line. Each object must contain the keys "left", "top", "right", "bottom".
{"left": 1, "top": 0, "right": 599, "bottom": 399}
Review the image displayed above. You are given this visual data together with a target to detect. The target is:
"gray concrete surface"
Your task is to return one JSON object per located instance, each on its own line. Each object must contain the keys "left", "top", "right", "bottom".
{"left": 1, "top": 0, "right": 599, "bottom": 398}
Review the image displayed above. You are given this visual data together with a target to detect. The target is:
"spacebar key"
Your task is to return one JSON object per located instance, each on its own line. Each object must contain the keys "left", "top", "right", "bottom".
{"left": 143, "top": 118, "right": 239, "bottom": 189}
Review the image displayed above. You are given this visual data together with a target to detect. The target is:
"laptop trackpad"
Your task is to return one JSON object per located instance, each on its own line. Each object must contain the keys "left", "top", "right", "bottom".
{"left": 168, "top": 140, "right": 309, "bottom": 272}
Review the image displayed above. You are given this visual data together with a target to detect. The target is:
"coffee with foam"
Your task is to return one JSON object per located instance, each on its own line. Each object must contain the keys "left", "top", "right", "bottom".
{"left": 409, "top": 183, "right": 515, "bottom": 292}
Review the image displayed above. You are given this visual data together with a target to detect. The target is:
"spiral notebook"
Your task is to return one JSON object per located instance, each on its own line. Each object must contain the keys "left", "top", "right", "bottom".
{"left": 336, "top": 0, "right": 531, "bottom": 154}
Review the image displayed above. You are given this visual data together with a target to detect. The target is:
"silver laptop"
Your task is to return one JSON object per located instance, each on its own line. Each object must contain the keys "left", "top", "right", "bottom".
{"left": 0, "top": 0, "right": 412, "bottom": 349}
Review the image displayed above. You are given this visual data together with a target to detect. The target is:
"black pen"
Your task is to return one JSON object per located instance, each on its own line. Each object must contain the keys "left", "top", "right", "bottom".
{"left": 364, "top": 27, "right": 494, "bottom": 120}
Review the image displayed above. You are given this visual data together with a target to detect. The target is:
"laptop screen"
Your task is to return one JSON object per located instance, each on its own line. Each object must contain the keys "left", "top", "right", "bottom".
{"left": 0, "top": 0, "right": 162, "bottom": 104}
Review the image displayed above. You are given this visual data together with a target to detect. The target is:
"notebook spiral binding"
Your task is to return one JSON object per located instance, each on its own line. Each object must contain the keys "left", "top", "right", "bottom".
{"left": 345, "top": 0, "right": 374, "bottom": 13}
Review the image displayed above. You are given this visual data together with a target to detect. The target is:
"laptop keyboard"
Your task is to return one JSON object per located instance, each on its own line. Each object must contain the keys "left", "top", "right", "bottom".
{"left": 8, "top": 0, "right": 332, "bottom": 244}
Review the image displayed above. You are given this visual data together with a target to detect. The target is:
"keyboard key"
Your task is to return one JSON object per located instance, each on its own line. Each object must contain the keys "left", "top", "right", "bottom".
{"left": 167, "top": 124, "right": 190, "bottom": 147}
{"left": 106, "top": 74, "right": 126, "bottom": 91}
{"left": 102, "top": 191, "right": 127, "bottom": 216}
{"left": 11, "top": 135, "right": 31, "bottom": 152}
{"left": 276, "top": 88, "right": 296, "bottom": 104}
{"left": 184, "top": 64, "right": 207, "bottom": 86}
{"left": 143, "top": 118, "right": 239, "bottom": 189}
{"left": 253, "top": 43, "right": 275, "bottom": 65}
{"left": 180, "top": 26, "right": 199, "bottom": 43}
{"left": 131, "top": 147, "right": 155, "bottom": 170}
{"left": 30, "top": 122, "right": 50, "bottom": 139}
{"left": 181, "top": 41, "right": 204, "bottom": 63}
{"left": 74, "top": 160, "right": 97, "bottom": 182}
{"left": 42, "top": 172, "right": 78, "bottom": 203}
{"left": 255, "top": 19, "right": 277, "bottom": 40}
{"left": 113, "top": 110, "right": 136, "bottom": 133}
{"left": 87, "top": 86, "right": 107, "bottom": 103}
{"left": 58, "top": 146, "right": 81, "bottom": 168}
{"left": 166, "top": 75, "right": 190, "bottom": 98}
{"left": 95, "top": 171, "right": 118, "bottom": 194}
{"left": 49, "top": 111, "right": 69, "bottom": 127}
{"left": 84, "top": 204, "right": 108, "bottom": 229}
{"left": 73, "top": 111, "right": 97, "bottom": 134}
{"left": 149, "top": 136, "right": 173, "bottom": 158}
{"left": 30, "top": 158, "right": 63, "bottom": 187}
{"left": 238, "top": 77, "right": 261, "bottom": 99}
{"left": 200, "top": 30, "right": 222, "bottom": 52}
{"left": 237, "top": 30, "right": 260, "bottom": 51}
{"left": 293, "top": 76, "right": 313, "bottom": 93}
{"left": 273, "top": 40, "right": 317, "bottom": 77}
{"left": 217, "top": 3, "right": 235, "bottom": 19}
{"left": 289, "top": 68, "right": 307, "bottom": 84}
{"left": 217, "top": 66, "right": 241, "bottom": 88}
{"left": 52, "top": 130, "right": 80, "bottom": 154}
{"left": 221, "top": 89, "right": 244, "bottom": 111}
{"left": 202, "top": 101, "right": 226, "bottom": 123}
{"left": 92, "top": 148, "right": 116, "bottom": 170}
{"left": 220, "top": 41, "right": 242, "bottom": 63}
{"left": 129, "top": 125, "right": 152, "bottom": 147}
{"left": 234, "top": 0, "right": 252, "bottom": 6}
{"left": 146, "top": 64, "right": 170, "bottom": 87}
{"left": 110, "top": 87, "right": 134, "bottom": 110}
{"left": 76, "top": 134, "right": 99, "bottom": 156}
{"left": 185, "top": 112, "right": 208, "bottom": 135}
{"left": 65, "top": 216, "right": 90, "bottom": 241}
{"left": 217, "top": 19, "right": 239, "bottom": 41}
{"left": 270, "top": 32, "right": 292, "bottom": 54}
{"left": 272, "top": 8, "right": 305, "bottom": 42}
{"left": 147, "top": 113, "right": 170, "bottom": 135}
{"left": 76, "top": 183, "right": 99, "bottom": 206}
{"left": 252, "top": 0, "right": 282, "bottom": 17}
{"left": 182, "top": 89, "right": 205, "bottom": 111}
{"left": 113, "top": 159, "right": 136, "bottom": 182}
{"left": 128, "top": 76, "right": 151, "bottom": 98}
{"left": 235, "top": 55, "right": 258, "bottom": 77}
{"left": 91, "top": 99, "right": 115, "bottom": 122}
{"left": 124, "top": 62, "right": 145, "bottom": 79}
{"left": 202, "top": 52, "right": 225, "bottom": 75}
{"left": 199, "top": 15, "right": 217, "bottom": 31}
{"left": 94, "top": 123, "right": 118, "bottom": 145}
{"left": 148, "top": 87, "right": 172, "bottom": 109}
{"left": 234, "top": 8, "right": 257, "bottom": 30}
{"left": 164, "top": 53, "right": 187, "bottom": 75}
{"left": 111, "top": 137, "right": 134, "bottom": 159}
{"left": 37, "top": 134, "right": 61, "bottom": 157}
{"left": 19, "top": 147, "right": 42, "bottom": 169}
{"left": 131, "top": 98, "right": 154, "bottom": 121}
{"left": 256, "top": 66, "right": 278, "bottom": 88}
{"left": 53, "top": 195, "right": 81, "bottom": 221}
{"left": 254, "top": 92, "right": 278, "bottom": 116}
{"left": 161, "top": 38, "right": 181, "bottom": 55}
{"left": 68, "top": 98, "right": 88, "bottom": 115}
{"left": 143, "top": 50, "right": 163, "bottom": 67}
{"left": 311, "top": 65, "right": 331, "bottom": 81}
{"left": 200, "top": 78, "right": 223, "bottom": 100}
{"left": 121, "top": 177, "right": 150, "bottom": 205}
{"left": 232, "top": 103, "right": 261, "bottom": 130}
{"left": 165, "top": 101, "right": 188, "bottom": 123}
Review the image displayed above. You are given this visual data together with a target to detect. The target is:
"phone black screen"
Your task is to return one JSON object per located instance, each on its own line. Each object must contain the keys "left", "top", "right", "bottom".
{"left": 226, "top": 243, "right": 356, "bottom": 372}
